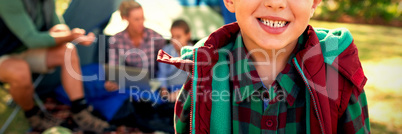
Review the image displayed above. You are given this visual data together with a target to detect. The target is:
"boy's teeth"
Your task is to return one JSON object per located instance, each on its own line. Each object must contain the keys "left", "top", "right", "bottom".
{"left": 260, "top": 18, "right": 287, "bottom": 28}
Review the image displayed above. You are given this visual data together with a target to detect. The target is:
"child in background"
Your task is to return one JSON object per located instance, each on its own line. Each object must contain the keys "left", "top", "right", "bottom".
{"left": 158, "top": 19, "right": 192, "bottom": 102}
{"left": 157, "top": 0, "right": 370, "bottom": 133}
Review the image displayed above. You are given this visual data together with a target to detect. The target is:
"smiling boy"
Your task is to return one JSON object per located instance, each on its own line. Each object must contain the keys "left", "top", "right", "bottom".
{"left": 157, "top": 0, "right": 370, "bottom": 133}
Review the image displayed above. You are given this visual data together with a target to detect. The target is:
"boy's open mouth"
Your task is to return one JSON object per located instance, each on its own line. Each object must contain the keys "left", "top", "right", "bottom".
{"left": 258, "top": 18, "right": 289, "bottom": 28}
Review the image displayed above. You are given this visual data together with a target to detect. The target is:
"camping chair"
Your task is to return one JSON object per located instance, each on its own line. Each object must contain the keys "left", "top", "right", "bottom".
{"left": 0, "top": 74, "right": 46, "bottom": 133}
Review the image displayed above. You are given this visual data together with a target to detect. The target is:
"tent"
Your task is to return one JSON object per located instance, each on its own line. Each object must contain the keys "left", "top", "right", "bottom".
{"left": 104, "top": 0, "right": 224, "bottom": 40}
{"left": 36, "top": 0, "right": 122, "bottom": 93}
{"left": 37, "top": 0, "right": 228, "bottom": 100}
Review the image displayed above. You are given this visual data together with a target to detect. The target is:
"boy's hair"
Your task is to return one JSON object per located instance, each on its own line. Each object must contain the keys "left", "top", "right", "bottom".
{"left": 171, "top": 19, "right": 190, "bottom": 34}
{"left": 119, "top": 0, "right": 142, "bottom": 17}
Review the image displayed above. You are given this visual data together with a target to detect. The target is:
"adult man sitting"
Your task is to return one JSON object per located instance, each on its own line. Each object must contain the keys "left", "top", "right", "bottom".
{"left": 0, "top": 0, "right": 109, "bottom": 132}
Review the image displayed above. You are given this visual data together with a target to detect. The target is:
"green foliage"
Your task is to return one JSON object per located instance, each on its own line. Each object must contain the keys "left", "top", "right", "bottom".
{"left": 317, "top": 0, "right": 401, "bottom": 23}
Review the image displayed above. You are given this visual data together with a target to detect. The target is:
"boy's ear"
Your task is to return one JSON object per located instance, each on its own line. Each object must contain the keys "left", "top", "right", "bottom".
{"left": 223, "top": 0, "right": 235, "bottom": 13}
{"left": 310, "top": 0, "right": 322, "bottom": 18}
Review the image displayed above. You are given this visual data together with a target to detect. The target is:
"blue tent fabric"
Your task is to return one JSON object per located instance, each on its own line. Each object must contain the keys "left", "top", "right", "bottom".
{"left": 63, "top": 0, "right": 122, "bottom": 65}
{"left": 177, "top": 0, "right": 219, "bottom": 6}
{"left": 54, "top": 64, "right": 129, "bottom": 121}
{"left": 219, "top": 0, "right": 236, "bottom": 24}
{"left": 63, "top": 0, "right": 122, "bottom": 32}
{"left": 54, "top": 64, "right": 168, "bottom": 121}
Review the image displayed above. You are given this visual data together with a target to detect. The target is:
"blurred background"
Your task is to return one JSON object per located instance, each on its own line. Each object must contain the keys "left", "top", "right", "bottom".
{"left": 0, "top": 0, "right": 401, "bottom": 133}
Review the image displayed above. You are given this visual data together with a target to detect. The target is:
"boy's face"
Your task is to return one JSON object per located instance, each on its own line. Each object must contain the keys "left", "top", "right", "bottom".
{"left": 224, "top": 0, "right": 320, "bottom": 50}
{"left": 170, "top": 27, "right": 191, "bottom": 51}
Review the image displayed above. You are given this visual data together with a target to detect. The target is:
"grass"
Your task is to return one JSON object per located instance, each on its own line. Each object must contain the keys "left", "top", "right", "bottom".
{"left": 0, "top": 18, "right": 401, "bottom": 133}
{"left": 309, "top": 20, "right": 402, "bottom": 62}
{"left": 0, "top": 86, "right": 29, "bottom": 134}
{"left": 310, "top": 20, "right": 402, "bottom": 133}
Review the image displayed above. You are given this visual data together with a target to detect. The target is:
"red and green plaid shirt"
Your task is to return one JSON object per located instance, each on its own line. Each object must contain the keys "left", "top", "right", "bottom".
{"left": 230, "top": 33, "right": 308, "bottom": 134}
{"left": 166, "top": 23, "right": 370, "bottom": 134}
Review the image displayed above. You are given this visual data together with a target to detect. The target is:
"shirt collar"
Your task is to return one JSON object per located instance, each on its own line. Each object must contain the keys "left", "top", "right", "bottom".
{"left": 122, "top": 28, "right": 149, "bottom": 46}
{"left": 231, "top": 30, "right": 307, "bottom": 106}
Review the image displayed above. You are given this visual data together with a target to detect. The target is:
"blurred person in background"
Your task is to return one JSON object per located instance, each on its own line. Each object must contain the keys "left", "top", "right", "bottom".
{"left": 108, "top": 0, "right": 165, "bottom": 77}
{"left": 158, "top": 19, "right": 192, "bottom": 102}
{"left": 154, "top": 20, "right": 193, "bottom": 132}
{"left": 0, "top": 0, "right": 109, "bottom": 132}
{"left": 107, "top": 1, "right": 167, "bottom": 133}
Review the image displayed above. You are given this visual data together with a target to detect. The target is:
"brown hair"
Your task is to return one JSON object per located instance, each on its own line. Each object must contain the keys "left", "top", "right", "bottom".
{"left": 171, "top": 19, "right": 190, "bottom": 34}
{"left": 119, "top": 0, "right": 142, "bottom": 17}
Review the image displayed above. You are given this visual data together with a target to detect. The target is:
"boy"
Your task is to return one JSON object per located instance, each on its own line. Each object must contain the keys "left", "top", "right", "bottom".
{"left": 158, "top": 19, "right": 192, "bottom": 102}
{"left": 157, "top": 0, "right": 370, "bottom": 133}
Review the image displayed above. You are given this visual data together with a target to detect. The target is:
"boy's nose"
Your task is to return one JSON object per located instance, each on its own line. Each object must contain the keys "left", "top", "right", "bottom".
{"left": 264, "top": 0, "right": 286, "bottom": 10}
